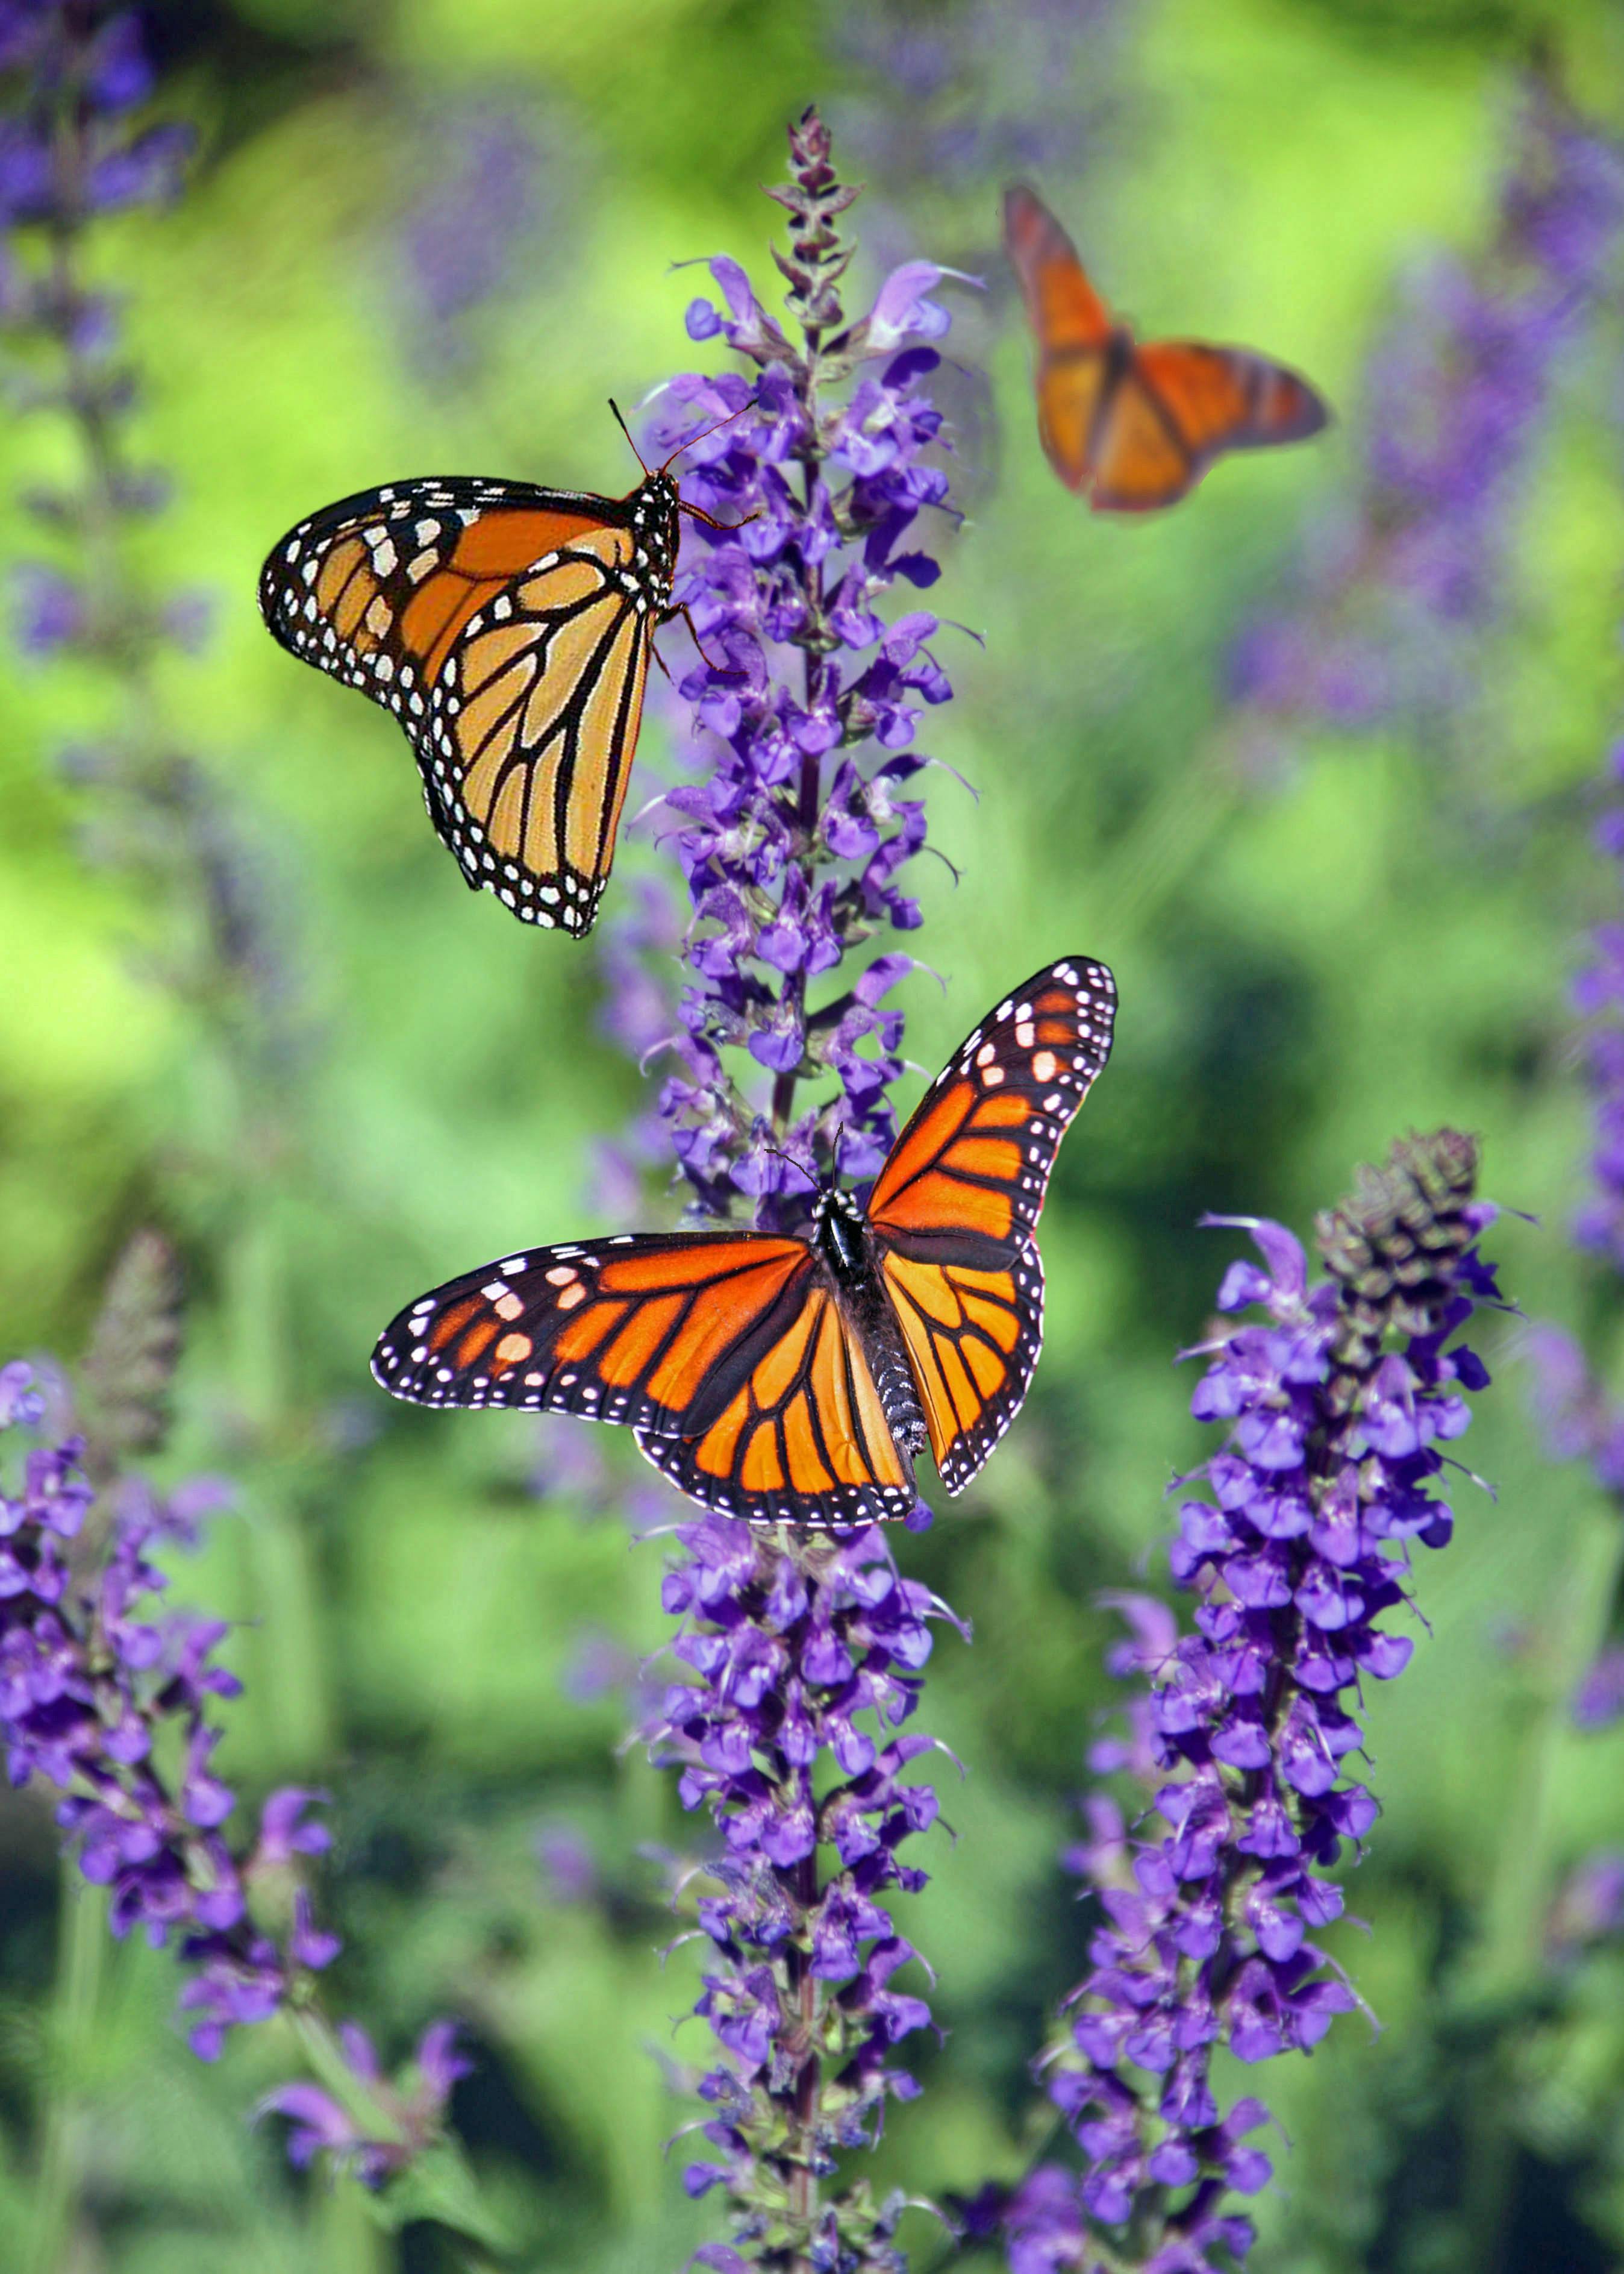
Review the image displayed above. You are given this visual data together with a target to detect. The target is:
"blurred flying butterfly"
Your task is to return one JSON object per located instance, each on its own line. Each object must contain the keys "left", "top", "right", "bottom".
{"left": 258, "top": 404, "right": 743, "bottom": 938}
{"left": 1003, "top": 184, "right": 1329, "bottom": 512}
{"left": 372, "top": 956, "right": 1117, "bottom": 1526}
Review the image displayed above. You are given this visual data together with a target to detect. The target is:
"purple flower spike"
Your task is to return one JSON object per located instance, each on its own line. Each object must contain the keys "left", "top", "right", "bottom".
{"left": 594, "top": 108, "right": 975, "bottom": 2272}
{"left": 599, "top": 102, "right": 966, "bottom": 1224}
{"left": 0, "top": 1368, "right": 350, "bottom": 2069}
{"left": 1005, "top": 1133, "right": 1503, "bottom": 2272}
{"left": 648, "top": 1518, "right": 955, "bottom": 2269}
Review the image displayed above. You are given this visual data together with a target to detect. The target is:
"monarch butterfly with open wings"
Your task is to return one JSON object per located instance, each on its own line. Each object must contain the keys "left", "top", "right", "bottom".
{"left": 1003, "top": 184, "right": 1329, "bottom": 512}
{"left": 258, "top": 409, "right": 737, "bottom": 938}
{"left": 371, "top": 957, "right": 1116, "bottom": 1526}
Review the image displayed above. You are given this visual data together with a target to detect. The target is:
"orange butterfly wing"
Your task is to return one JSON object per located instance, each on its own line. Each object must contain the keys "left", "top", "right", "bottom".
{"left": 1003, "top": 183, "right": 1117, "bottom": 493}
{"left": 866, "top": 955, "right": 1117, "bottom": 1491}
{"left": 1092, "top": 342, "right": 1329, "bottom": 513}
{"left": 1003, "top": 184, "right": 1329, "bottom": 511}
{"left": 260, "top": 474, "right": 674, "bottom": 935}
{"left": 372, "top": 1230, "right": 917, "bottom": 1527}
{"left": 635, "top": 1282, "right": 916, "bottom": 1527}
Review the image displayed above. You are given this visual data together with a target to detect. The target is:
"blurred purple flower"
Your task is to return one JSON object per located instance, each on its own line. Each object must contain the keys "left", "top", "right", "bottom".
{"left": 0, "top": 1364, "right": 336, "bottom": 2055}
{"left": 1005, "top": 1133, "right": 1501, "bottom": 2272}
{"left": 395, "top": 99, "right": 557, "bottom": 373}
{"left": 260, "top": 2019, "right": 470, "bottom": 2188}
{"left": 1231, "top": 88, "right": 1624, "bottom": 759}
{"left": 536, "top": 1820, "right": 599, "bottom": 1905}
{"left": 835, "top": 0, "right": 1128, "bottom": 193}
{"left": 1549, "top": 1852, "right": 1624, "bottom": 1954}
{"left": 1572, "top": 1647, "right": 1624, "bottom": 1732}
{"left": 2, "top": 0, "right": 296, "bottom": 1057}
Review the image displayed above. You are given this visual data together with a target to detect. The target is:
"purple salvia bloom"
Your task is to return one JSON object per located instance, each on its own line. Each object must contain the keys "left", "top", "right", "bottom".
{"left": 1231, "top": 88, "right": 1624, "bottom": 756}
{"left": 259, "top": 2017, "right": 471, "bottom": 2189}
{"left": 648, "top": 1515, "right": 959, "bottom": 2269}
{"left": 607, "top": 111, "right": 970, "bottom": 2270}
{"left": 1000, "top": 1133, "right": 1502, "bottom": 2272}
{"left": 0, "top": 1365, "right": 330, "bottom": 2047}
{"left": 0, "top": 1356, "right": 469, "bottom": 2190}
{"left": 617, "top": 107, "right": 969, "bottom": 1221}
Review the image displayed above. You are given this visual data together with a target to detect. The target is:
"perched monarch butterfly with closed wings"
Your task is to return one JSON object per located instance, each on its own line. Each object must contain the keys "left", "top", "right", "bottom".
{"left": 1003, "top": 184, "right": 1329, "bottom": 512}
{"left": 372, "top": 957, "right": 1116, "bottom": 1526}
{"left": 257, "top": 407, "right": 741, "bottom": 937}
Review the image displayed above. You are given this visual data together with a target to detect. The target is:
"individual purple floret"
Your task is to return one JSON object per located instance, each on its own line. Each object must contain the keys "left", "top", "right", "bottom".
{"left": 1231, "top": 87, "right": 1624, "bottom": 754}
{"left": 997, "top": 1132, "right": 1501, "bottom": 2272}
{"left": 646, "top": 1515, "right": 960, "bottom": 2272}
{"left": 260, "top": 2019, "right": 470, "bottom": 2188}
{"left": 605, "top": 103, "right": 969, "bottom": 1220}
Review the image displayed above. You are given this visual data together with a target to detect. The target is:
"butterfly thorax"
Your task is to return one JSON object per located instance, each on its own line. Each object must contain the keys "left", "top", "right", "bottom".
{"left": 810, "top": 1186, "right": 929, "bottom": 1464}
{"left": 628, "top": 469, "right": 681, "bottom": 609}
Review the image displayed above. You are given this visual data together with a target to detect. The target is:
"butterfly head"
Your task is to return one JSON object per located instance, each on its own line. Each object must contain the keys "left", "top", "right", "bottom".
{"left": 810, "top": 1182, "right": 869, "bottom": 1280}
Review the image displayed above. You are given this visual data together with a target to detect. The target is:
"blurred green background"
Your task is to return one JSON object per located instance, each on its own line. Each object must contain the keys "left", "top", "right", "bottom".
{"left": 6, "top": 0, "right": 1624, "bottom": 2268}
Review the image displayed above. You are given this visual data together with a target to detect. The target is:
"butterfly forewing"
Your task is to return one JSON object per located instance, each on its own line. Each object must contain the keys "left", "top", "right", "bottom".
{"left": 867, "top": 957, "right": 1117, "bottom": 1255}
{"left": 371, "top": 1227, "right": 918, "bottom": 1529}
{"left": 260, "top": 470, "right": 676, "bottom": 935}
{"left": 371, "top": 1230, "right": 812, "bottom": 1432}
{"left": 866, "top": 955, "right": 1117, "bottom": 1493}
{"left": 1004, "top": 184, "right": 1114, "bottom": 353}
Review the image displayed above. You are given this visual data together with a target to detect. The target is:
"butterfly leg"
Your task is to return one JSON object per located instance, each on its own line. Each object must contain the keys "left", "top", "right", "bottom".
{"left": 661, "top": 602, "right": 740, "bottom": 677}
{"left": 677, "top": 499, "right": 761, "bottom": 533}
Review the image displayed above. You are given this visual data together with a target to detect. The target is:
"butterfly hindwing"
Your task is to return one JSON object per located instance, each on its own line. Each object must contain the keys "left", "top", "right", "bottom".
{"left": 260, "top": 471, "right": 675, "bottom": 935}
{"left": 878, "top": 1246, "right": 1043, "bottom": 1494}
{"left": 866, "top": 955, "right": 1117, "bottom": 1491}
{"left": 633, "top": 1279, "right": 917, "bottom": 1527}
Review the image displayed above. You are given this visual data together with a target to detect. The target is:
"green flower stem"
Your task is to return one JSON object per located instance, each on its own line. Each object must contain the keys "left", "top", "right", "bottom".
{"left": 25, "top": 1875, "right": 107, "bottom": 2274}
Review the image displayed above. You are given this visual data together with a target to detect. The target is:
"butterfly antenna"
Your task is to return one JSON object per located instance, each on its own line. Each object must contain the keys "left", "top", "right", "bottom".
{"left": 608, "top": 398, "right": 651, "bottom": 477}
{"left": 760, "top": 1141, "right": 819, "bottom": 1193}
{"left": 657, "top": 396, "right": 751, "bottom": 477}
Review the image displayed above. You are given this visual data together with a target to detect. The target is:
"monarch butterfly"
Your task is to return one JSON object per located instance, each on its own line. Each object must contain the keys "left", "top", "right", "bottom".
{"left": 257, "top": 407, "right": 739, "bottom": 938}
{"left": 1003, "top": 184, "right": 1329, "bottom": 512}
{"left": 371, "top": 956, "right": 1117, "bottom": 1526}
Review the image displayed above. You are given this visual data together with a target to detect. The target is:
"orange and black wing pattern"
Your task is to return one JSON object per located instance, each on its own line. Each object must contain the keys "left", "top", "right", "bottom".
{"left": 371, "top": 1229, "right": 917, "bottom": 1527}
{"left": 1002, "top": 183, "right": 1328, "bottom": 512}
{"left": 866, "top": 956, "right": 1117, "bottom": 1493}
{"left": 632, "top": 1276, "right": 917, "bottom": 1527}
{"left": 259, "top": 472, "right": 676, "bottom": 935}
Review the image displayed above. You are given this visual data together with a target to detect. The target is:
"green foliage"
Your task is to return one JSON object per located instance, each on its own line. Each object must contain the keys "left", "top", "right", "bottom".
{"left": 6, "top": 1, "right": 1624, "bottom": 2268}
